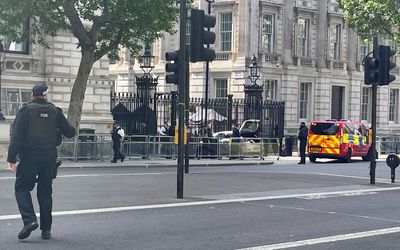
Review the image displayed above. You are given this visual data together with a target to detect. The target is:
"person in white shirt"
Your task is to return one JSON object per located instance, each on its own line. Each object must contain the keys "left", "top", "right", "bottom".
{"left": 111, "top": 121, "right": 125, "bottom": 163}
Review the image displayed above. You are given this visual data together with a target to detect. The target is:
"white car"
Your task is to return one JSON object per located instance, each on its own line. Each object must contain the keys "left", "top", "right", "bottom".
{"left": 212, "top": 119, "right": 261, "bottom": 143}
{"left": 212, "top": 131, "right": 233, "bottom": 143}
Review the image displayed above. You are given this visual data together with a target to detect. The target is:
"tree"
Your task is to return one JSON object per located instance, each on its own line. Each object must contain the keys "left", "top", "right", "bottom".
{"left": 339, "top": 0, "right": 400, "bottom": 42}
{"left": 0, "top": 0, "right": 179, "bottom": 129}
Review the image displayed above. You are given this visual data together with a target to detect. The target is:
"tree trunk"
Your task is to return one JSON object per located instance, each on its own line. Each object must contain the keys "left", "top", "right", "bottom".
{"left": 67, "top": 49, "right": 95, "bottom": 130}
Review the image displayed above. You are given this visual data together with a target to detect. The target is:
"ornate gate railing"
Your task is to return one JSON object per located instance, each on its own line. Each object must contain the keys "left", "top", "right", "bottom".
{"left": 111, "top": 92, "right": 285, "bottom": 138}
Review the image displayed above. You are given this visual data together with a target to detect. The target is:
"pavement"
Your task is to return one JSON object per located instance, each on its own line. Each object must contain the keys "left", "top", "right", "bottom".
{"left": 0, "top": 153, "right": 391, "bottom": 171}
{"left": 57, "top": 156, "right": 277, "bottom": 168}
{"left": 55, "top": 154, "right": 390, "bottom": 168}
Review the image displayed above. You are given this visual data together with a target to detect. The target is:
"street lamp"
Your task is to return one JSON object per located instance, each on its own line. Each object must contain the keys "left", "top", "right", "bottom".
{"left": 244, "top": 54, "right": 263, "bottom": 121}
{"left": 140, "top": 43, "right": 155, "bottom": 74}
{"left": 135, "top": 43, "right": 158, "bottom": 134}
{"left": 0, "top": 41, "right": 5, "bottom": 121}
{"left": 247, "top": 54, "right": 260, "bottom": 85}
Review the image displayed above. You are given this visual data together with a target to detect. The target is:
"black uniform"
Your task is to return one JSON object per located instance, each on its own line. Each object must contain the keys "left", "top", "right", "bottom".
{"left": 111, "top": 126, "right": 125, "bottom": 162}
{"left": 232, "top": 125, "right": 240, "bottom": 143}
{"left": 8, "top": 98, "right": 75, "bottom": 232}
{"left": 298, "top": 123, "right": 308, "bottom": 164}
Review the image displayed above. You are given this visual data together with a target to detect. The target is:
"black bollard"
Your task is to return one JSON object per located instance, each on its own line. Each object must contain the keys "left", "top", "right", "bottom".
{"left": 391, "top": 168, "right": 396, "bottom": 183}
{"left": 386, "top": 154, "right": 400, "bottom": 183}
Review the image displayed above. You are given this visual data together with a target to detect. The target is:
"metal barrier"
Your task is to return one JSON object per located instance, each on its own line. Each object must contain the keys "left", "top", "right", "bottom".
{"left": 377, "top": 135, "right": 400, "bottom": 155}
{"left": 57, "top": 133, "right": 281, "bottom": 162}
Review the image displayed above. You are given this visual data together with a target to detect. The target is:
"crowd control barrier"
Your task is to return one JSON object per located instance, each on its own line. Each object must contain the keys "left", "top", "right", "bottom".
{"left": 57, "top": 133, "right": 282, "bottom": 162}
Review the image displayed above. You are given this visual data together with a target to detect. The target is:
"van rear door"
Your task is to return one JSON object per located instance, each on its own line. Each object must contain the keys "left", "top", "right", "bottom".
{"left": 308, "top": 122, "right": 340, "bottom": 155}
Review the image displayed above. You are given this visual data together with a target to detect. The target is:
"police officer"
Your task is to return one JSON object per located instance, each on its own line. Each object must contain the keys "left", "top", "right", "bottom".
{"left": 7, "top": 83, "right": 75, "bottom": 240}
{"left": 111, "top": 121, "right": 125, "bottom": 163}
{"left": 232, "top": 123, "right": 240, "bottom": 143}
{"left": 298, "top": 122, "right": 308, "bottom": 164}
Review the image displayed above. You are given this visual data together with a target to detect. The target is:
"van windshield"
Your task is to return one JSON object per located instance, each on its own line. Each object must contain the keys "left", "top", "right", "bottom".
{"left": 310, "top": 123, "right": 339, "bottom": 135}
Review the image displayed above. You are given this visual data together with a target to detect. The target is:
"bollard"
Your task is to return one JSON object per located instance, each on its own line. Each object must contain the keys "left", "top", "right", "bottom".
{"left": 386, "top": 154, "right": 400, "bottom": 183}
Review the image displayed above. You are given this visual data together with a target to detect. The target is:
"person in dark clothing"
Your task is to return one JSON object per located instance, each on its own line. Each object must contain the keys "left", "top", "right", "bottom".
{"left": 298, "top": 122, "right": 308, "bottom": 164}
{"left": 202, "top": 122, "right": 214, "bottom": 157}
{"left": 111, "top": 121, "right": 125, "bottom": 163}
{"left": 7, "top": 83, "right": 75, "bottom": 240}
{"left": 232, "top": 123, "right": 240, "bottom": 143}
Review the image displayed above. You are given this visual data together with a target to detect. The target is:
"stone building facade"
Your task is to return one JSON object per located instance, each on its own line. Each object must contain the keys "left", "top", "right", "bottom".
{"left": 0, "top": 29, "right": 113, "bottom": 159}
{"left": 111, "top": 0, "right": 400, "bottom": 136}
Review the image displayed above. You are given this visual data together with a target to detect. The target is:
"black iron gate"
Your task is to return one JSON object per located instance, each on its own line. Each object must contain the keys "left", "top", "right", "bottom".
{"left": 111, "top": 92, "right": 285, "bottom": 137}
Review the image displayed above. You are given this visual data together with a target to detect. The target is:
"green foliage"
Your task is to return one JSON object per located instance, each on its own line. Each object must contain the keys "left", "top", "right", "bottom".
{"left": 0, "top": 0, "right": 179, "bottom": 58}
{"left": 339, "top": 0, "right": 400, "bottom": 43}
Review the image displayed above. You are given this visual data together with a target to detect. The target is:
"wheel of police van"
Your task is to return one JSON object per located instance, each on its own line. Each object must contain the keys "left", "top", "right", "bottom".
{"left": 343, "top": 149, "right": 352, "bottom": 163}
{"left": 309, "top": 155, "right": 317, "bottom": 163}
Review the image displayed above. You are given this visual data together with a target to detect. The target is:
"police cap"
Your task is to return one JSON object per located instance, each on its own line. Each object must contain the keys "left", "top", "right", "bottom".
{"left": 32, "top": 83, "right": 48, "bottom": 97}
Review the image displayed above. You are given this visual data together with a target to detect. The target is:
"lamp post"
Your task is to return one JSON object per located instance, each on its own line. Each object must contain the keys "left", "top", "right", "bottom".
{"left": 0, "top": 41, "right": 5, "bottom": 121}
{"left": 136, "top": 43, "right": 158, "bottom": 98}
{"left": 247, "top": 54, "right": 260, "bottom": 84}
{"left": 135, "top": 43, "right": 158, "bottom": 134}
{"left": 244, "top": 54, "right": 263, "bottom": 120}
{"left": 140, "top": 44, "right": 155, "bottom": 73}
{"left": 203, "top": 0, "right": 214, "bottom": 129}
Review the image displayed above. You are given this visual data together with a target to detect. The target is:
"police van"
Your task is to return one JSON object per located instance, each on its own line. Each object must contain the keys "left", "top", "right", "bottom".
{"left": 307, "top": 119, "right": 372, "bottom": 163}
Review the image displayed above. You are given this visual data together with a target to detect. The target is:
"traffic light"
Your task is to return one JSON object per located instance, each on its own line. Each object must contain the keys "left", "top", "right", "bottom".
{"left": 378, "top": 45, "right": 397, "bottom": 86}
{"left": 364, "top": 55, "right": 379, "bottom": 85}
{"left": 165, "top": 50, "right": 180, "bottom": 85}
{"left": 190, "top": 9, "right": 216, "bottom": 63}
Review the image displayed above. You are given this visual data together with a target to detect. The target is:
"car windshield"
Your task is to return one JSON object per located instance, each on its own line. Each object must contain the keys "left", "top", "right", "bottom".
{"left": 241, "top": 121, "right": 259, "bottom": 131}
{"left": 310, "top": 123, "right": 339, "bottom": 135}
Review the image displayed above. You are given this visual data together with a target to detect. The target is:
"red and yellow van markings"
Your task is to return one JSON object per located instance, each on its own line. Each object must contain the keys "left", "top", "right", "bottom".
{"left": 308, "top": 134, "right": 340, "bottom": 155}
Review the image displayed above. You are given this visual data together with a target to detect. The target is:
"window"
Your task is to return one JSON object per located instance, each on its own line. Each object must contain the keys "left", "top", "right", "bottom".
{"left": 299, "top": 82, "right": 311, "bottom": 119}
{"left": 361, "top": 87, "right": 370, "bottom": 121}
{"left": 389, "top": 89, "right": 398, "bottom": 122}
{"left": 262, "top": 14, "right": 274, "bottom": 53}
{"left": 310, "top": 123, "right": 339, "bottom": 135}
{"left": 264, "top": 80, "right": 277, "bottom": 100}
{"left": 215, "top": 79, "right": 228, "bottom": 99}
{"left": 331, "top": 24, "right": 341, "bottom": 60}
{"left": 3, "top": 21, "right": 30, "bottom": 54}
{"left": 220, "top": 12, "right": 232, "bottom": 51}
{"left": 186, "top": 19, "right": 191, "bottom": 46}
{"left": 359, "top": 40, "right": 369, "bottom": 64}
{"left": 390, "top": 43, "right": 397, "bottom": 64}
{"left": 297, "top": 18, "right": 309, "bottom": 57}
{"left": 0, "top": 88, "right": 31, "bottom": 116}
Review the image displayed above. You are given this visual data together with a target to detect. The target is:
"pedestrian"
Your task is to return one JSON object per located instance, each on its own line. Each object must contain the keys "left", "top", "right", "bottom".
{"left": 298, "top": 121, "right": 308, "bottom": 164}
{"left": 158, "top": 121, "right": 170, "bottom": 136}
{"left": 232, "top": 123, "right": 240, "bottom": 143}
{"left": 202, "top": 122, "right": 214, "bottom": 157}
{"left": 158, "top": 121, "right": 172, "bottom": 158}
{"left": 111, "top": 121, "right": 125, "bottom": 163}
{"left": 7, "top": 83, "right": 75, "bottom": 240}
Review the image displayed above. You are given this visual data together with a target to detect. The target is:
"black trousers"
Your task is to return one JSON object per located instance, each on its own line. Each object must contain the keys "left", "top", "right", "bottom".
{"left": 15, "top": 152, "right": 56, "bottom": 231}
{"left": 299, "top": 141, "right": 307, "bottom": 163}
{"left": 113, "top": 142, "right": 124, "bottom": 161}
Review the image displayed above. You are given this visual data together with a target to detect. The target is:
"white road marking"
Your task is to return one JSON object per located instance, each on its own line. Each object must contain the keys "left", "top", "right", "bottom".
{"left": 237, "top": 227, "right": 400, "bottom": 250}
{"left": 1, "top": 186, "right": 400, "bottom": 221}
{"left": 298, "top": 191, "right": 377, "bottom": 200}
{"left": 0, "top": 172, "right": 173, "bottom": 180}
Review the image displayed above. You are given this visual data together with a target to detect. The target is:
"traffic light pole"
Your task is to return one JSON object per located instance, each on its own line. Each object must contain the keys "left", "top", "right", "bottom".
{"left": 185, "top": 47, "right": 190, "bottom": 174}
{"left": 204, "top": 1, "right": 212, "bottom": 129}
{"left": 177, "top": 0, "right": 187, "bottom": 199}
{"left": 370, "top": 36, "right": 378, "bottom": 184}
